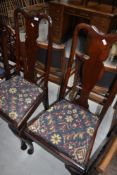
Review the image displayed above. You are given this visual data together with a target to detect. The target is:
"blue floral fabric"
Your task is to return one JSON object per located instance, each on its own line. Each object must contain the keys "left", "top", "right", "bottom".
{"left": 0, "top": 75, "right": 42, "bottom": 124}
{"left": 28, "top": 99, "right": 99, "bottom": 168}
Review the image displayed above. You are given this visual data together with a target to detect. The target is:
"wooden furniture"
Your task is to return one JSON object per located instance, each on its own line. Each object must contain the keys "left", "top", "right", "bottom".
{"left": 21, "top": 23, "right": 117, "bottom": 174}
{"left": 35, "top": 41, "right": 66, "bottom": 84}
{"left": 69, "top": 51, "right": 117, "bottom": 108}
{"left": 35, "top": 41, "right": 75, "bottom": 85}
{"left": 49, "top": 0, "right": 117, "bottom": 43}
{"left": 0, "top": 8, "right": 53, "bottom": 153}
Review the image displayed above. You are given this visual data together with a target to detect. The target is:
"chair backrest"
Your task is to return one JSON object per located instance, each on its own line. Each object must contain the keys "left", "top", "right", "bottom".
{"left": 14, "top": 8, "right": 53, "bottom": 85}
{"left": 35, "top": 41, "right": 65, "bottom": 84}
{"left": 60, "top": 23, "right": 117, "bottom": 120}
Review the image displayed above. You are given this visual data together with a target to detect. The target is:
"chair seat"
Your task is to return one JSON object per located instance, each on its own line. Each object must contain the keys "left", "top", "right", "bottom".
{"left": 0, "top": 75, "right": 42, "bottom": 125}
{"left": 27, "top": 99, "right": 99, "bottom": 168}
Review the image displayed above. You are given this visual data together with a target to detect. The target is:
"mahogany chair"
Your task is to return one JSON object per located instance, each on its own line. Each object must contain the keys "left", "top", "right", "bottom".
{"left": 22, "top": 23, "right": 117, "bottom": 174}
{"left": 0, "top": 8, "right": 53, "bottom": 152}
{"left": 35, "top": 41, "right": 66, "bottom": 84}
{"left": 35, "top": 41, "right": 76, "bottom": 85}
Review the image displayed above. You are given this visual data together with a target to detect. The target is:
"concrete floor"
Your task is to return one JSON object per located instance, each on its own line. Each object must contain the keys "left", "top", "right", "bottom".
{"left": 0, "top": 81, "right": 115, "bottom": 175}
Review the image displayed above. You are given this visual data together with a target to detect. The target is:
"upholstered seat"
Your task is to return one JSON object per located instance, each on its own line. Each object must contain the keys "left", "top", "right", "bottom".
{"left": 27, "top": 99, "right": 99, "bottom": 168}
{"left": 0, "top": 75, "right": 42, "bottom": 126}
{"left": 0, "top": 8, "right": 53, "bottom": 137}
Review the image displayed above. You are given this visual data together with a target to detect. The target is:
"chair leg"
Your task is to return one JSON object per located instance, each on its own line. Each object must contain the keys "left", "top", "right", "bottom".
{"left": 8, "top": 124, "right": 27, "bottom": 150}
{"left": 20, "top": 137, "right": 34, "bottom": 154}
{"left": 43, "top": 90, "right": 49, "bottom": 110}
{"left": 27, "top": 140, "right": 34, "bottom": 154}
{"left": 8, "top": 123, "right": 18, "bottom": 134}
{"left": 20, "top": 139, "right": 27, "bottom": 150}
{"left": 8, "top": 123, "right": 34, "bottom": 154}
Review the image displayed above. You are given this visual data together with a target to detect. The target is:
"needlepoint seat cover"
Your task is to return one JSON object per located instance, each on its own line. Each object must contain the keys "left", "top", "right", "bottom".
{"left": 27, "top": 99, "right": 99, "bottom": 169}
{"left": 0, "top": 75, "right": 42, "bottom": 125}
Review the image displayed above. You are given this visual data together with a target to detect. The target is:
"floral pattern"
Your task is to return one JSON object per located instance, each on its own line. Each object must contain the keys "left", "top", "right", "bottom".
{"left": 28, "top": 99, "right": 99, "bottom": 168}
{"left": 50, "top": 133, "right": 62, "bottom": 145}
{"left": 0, "top": 75, "right": 42, "bottom": 124}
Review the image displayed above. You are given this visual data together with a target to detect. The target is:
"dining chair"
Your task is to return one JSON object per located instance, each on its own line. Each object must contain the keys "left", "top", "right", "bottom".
{"left": 0, "top": 8, "right": 53, "bottom": 152}
{"left": 22, "top": 23, "right": 117, "bottom": 174}
{"left": 35, "top": 41, "right": 66, "bottom": 84}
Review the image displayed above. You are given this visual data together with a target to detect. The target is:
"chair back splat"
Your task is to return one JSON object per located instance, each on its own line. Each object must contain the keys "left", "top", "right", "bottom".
{"left": 14, "top": 8, "right": 53, "bottom": 84}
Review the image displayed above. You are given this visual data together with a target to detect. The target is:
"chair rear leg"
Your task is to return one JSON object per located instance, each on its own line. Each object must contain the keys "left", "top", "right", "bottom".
{"left": 20, "top": 139, "right": 27, "bottom": 150}
{"left": 8, "top": 124, "right": 28, "bottom": 151}
{"left": 27, "top": 140, "right": 34, "bottom": 154}
{"left": 20, "top": 136, "right": 34, "bottom": 154}
{"left": 43, "top": 90, "right": 49, "bottom": 110}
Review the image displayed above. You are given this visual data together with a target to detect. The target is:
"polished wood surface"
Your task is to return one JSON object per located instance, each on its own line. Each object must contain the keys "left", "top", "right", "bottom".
{"left": 61, "top": 23, "right": 117, "bottom": 111}
{"left": 49, "top": 0, "right": 117, "bottom": 43}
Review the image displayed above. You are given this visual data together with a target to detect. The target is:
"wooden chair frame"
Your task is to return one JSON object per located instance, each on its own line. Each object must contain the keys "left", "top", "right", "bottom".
{"left": 19, "top": 23, "right": 117, "bottom": 174}
{"left": 35, "top": 41, "right": 66, "bottom": 84}
{"left": 0, "top": 8, "right": 53, "bottom": 152}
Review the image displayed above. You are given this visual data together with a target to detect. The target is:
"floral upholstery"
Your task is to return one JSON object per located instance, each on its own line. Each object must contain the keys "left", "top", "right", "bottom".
{"left": 28, "top": 99, "right": 99, "bottom": 168}
{"left": 0, "top": 75, "right": 42, "bottom": 124}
